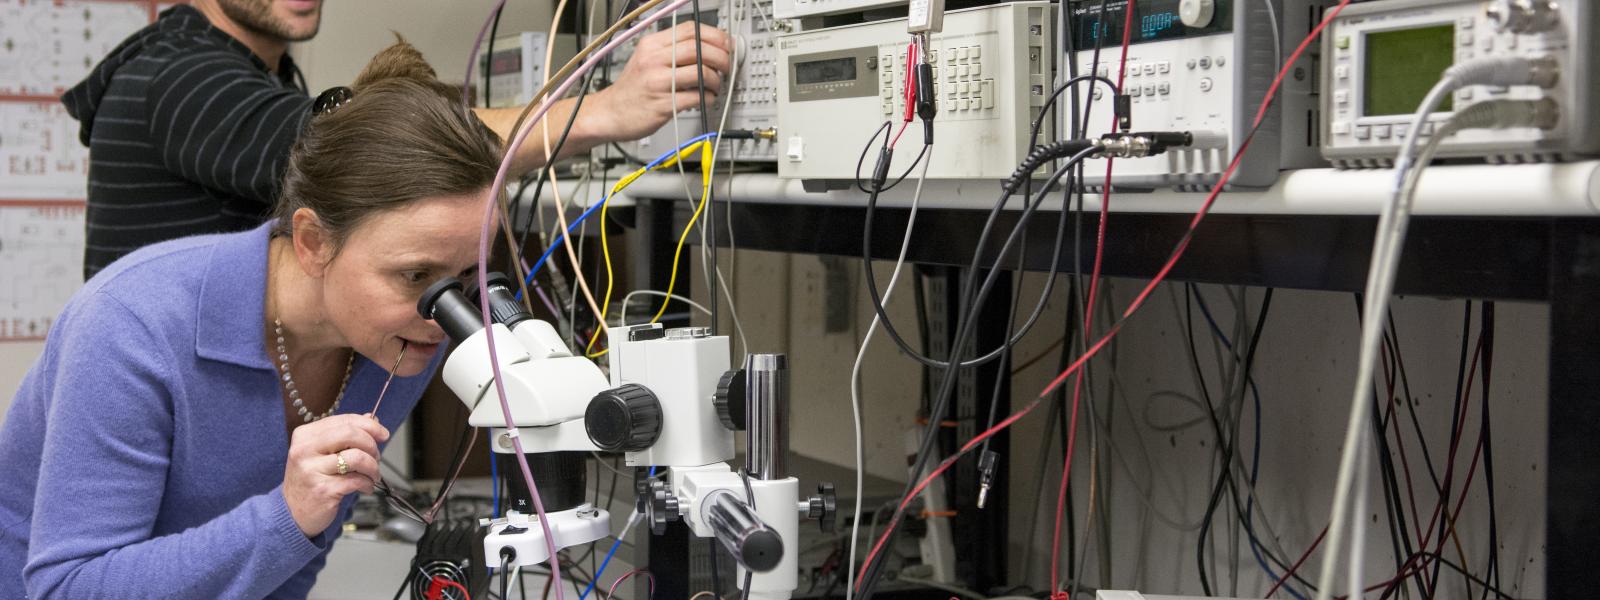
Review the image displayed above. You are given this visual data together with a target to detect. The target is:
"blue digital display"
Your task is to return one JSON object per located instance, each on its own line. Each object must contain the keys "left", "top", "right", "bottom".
{"left": 1071, "top": 0, "right": 1232, "bottom": 51}
{"left": 1141, "top": 11, "right": 1180, "bottom": 37}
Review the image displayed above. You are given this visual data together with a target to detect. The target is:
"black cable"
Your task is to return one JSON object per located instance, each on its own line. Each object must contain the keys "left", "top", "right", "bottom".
{"left": 858, "top": 148, "right": 1098, "bottom": 598}
{"left": 1479, "top": 301, "right": 1501, "bottom": 599}
{"left": 1354, "top": 295, "right": 1429, "bottom": 598}
{"left": 393, "top": 569, "right": 410, "bottom": 600}
{"left": 485, "top": 4, "right": 503, "bottom": 109}
{"left": 1057, "top": 4, "right": 1105, "bottom": 589}
{"left": 609, "top": 141, "right": 648, "bottom": 166}
{"left": 710, "top": 537, "right": 724, "bottom": 599}
{"left": 911, "top": 267, "right": 933, "bottom": 414}
{"left": 1433, "top": 301, "right": 1476, "bottom": 593}
{"left": 513, "top": 0, "right": 635, "bottom": 263}
{"left": 1380, "top": 300, "right": 1450, "bottom": 599}
{"left": 1185, "top": 286, "right": 1221, "bottom": 597}
{"left": 687, "top": 0, "right": 718, "bottom": 336}
{"left": 852, "top": 122, "right": 933, "bottom": 194}
{"left": 1190, "top": 286, "right": 1277, "bottom": 597}
{"left": 500, "top": 552, "right": 514, "bottom": 600}
{"left": 513, "top": 70, "right": 600, "bottom": 257}
{"left": 858, "top": 142, "right": 1101, "bottom": 372}
{"left": 1407, "top": 552, "right": 1525, "bottom": 600}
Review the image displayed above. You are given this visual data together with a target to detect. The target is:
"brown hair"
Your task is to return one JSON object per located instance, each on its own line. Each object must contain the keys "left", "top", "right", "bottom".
{"left": 271, "top": 38, "right": 503, "bottom": 249}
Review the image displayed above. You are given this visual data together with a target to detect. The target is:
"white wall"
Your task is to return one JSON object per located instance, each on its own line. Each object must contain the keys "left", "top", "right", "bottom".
{"left": 293, "top": 0, "right": 559, "bottom": 92}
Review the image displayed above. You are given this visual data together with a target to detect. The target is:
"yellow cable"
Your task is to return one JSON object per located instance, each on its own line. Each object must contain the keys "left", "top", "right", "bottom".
{"left": 648, "top": 141, "right": 715, "bottom": 325}
{"left": 585, "top": 141, "right": 709, "bottom": 356}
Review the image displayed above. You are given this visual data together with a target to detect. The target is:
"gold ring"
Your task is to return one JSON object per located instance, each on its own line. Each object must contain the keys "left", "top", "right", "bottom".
{"left": 335, "top": 452, "right": 349, "bottom": 476}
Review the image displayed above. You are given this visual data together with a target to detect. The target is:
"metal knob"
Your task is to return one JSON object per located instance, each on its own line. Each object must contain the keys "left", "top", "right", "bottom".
{"left": 806, "top": 482, "right": 838, "bottom": 533}
{"left": 647, "top": 481, "right": 680, "bottom": 535}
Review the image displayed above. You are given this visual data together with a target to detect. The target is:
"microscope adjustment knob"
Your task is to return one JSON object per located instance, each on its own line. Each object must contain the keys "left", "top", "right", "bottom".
{"left": 807, "top": 482, "right": 839, "bottom": 533}
{"left": 713, "top": 368, "right": 748, "bottom": 431}
{"left": 648, "top": 486, "right": 680, "bottom": 535}
{"left": 585, "top": 384, "right": 663, "bottom": 452}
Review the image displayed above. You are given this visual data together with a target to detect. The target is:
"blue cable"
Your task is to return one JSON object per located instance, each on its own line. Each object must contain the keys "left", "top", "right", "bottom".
{"left": 580, "top": 466, "right": 658, "bottom": 600}
{"left": 516, "top": 132, "right": 720, "bottom": 301}
{"left": 491, "top": 454, "right": 500, "bottom": 519}
{"left": 1193, "top": 289, "right": 1302, "bottom": 600}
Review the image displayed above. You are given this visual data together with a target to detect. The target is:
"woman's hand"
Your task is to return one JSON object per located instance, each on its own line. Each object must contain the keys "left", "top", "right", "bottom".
{"left": 282, "top": 414, "right": 389, "bottom": 537}
{"left": 586, "top": 21, "right": 734, "bottom": 142}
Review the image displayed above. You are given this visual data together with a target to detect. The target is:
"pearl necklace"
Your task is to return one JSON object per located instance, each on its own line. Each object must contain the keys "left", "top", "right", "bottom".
{"left": 273, "top": 318, "right": 355, "bottom": 423}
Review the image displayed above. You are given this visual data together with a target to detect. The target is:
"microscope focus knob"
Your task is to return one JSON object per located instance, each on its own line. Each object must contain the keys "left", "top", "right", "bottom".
{"left": 807, "top": 482, "right": 839, "bottom": 533}
{"left": 648, "top": 485, "right": 680, "bottom": 535}
{"left": 585, "top": 384, "right": 663, "bottom": 452}
{"left": 713, "top": 368, "right": 748, "bottom": 431}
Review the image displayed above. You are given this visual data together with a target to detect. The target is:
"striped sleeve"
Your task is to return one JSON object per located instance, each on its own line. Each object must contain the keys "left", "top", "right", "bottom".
{"left": 146, "top": 49, "right": 311, "bottom": 205}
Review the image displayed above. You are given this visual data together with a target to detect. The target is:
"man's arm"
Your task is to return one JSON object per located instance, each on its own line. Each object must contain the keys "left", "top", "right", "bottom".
{"left": 474, "top": 22, "right": 733, "bottom": 174}
{"left": 146, "top": 48, "right": 312, "bottom": 204}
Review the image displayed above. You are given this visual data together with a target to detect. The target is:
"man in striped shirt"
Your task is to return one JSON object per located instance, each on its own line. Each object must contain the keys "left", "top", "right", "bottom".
{"left": 64, "top": 0, "right": 731, "bottom": 278}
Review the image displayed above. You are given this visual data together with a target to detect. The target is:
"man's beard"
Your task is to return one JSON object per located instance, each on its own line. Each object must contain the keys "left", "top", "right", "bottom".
{"left": 217, "top": 0, "right": 319, "bottom": 43}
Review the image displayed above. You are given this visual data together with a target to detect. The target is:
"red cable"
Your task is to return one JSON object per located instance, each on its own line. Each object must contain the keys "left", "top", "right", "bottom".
{"left": 1047, "top": 0, "right": 1134, "bottom": 593}
{"left": 1265, "top": 525, "right": 1329, "bottom": 598}
{"left": 1379, "top": 336, "right": 1430, "bottom": 585}
{"left": 430, "top": 576, "right": 472, "bottom": 600}
{"left": 855, "top": 397, "right": 1046, "bottom": 588}
{"left": 890, "top": 38, "right": 919, "bottom": 149}
{"left": 1413, "top": 334, "right": 1484, "bottom": 595}
{"left": 859, "top": 1, "right": 1355, "bottom": 593}
{"left": 1037, "top": 0, "right": 1351, "bottom": 399}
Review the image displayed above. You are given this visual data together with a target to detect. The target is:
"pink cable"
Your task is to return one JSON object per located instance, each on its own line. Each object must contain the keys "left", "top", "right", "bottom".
{"left": 607, "top": 568, "right": 655, "bottom": 599}
{"left": 472, "top": 1, "right": 698, "bottom": 598}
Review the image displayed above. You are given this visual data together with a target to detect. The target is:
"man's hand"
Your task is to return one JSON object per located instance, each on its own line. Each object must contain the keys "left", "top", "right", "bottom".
{"left": 586, "top": 22, "right": 734, "bottom": 142}
{"left": 474, "top": 22, "right": 733, "bottom": 172}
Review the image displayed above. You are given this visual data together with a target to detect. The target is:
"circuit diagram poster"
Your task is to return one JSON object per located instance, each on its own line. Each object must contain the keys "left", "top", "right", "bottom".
{"left": 1, "top": 0, "right": 156, "bottom": 340}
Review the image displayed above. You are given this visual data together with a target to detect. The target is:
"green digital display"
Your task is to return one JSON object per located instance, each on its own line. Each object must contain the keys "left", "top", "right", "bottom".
{"left": 1363, "top": 25, "right": 1456, "bottom": 117}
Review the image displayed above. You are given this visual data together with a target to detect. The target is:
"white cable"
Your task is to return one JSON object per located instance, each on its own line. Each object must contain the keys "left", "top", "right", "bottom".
{"left": 1314, "top": 73, "right": 1454, "bottom": 600}
{"left": 698, "top": 1, "right": 751, "bottom": 360}
{"left": 1314, "top": 54, "right": 1558, "bottom": 600}
{"left": 1261, "top": 0, "right": 1282, "bottom": 72}
{"left": 621, "top": 289, "right": 713, "bottom": 324}
{"left": 847, "top": 143, "right": 932, "bottom": 600}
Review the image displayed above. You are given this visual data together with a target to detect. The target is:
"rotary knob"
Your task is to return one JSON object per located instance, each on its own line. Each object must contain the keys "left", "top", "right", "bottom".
{"left": 1179, "top": 0, "right": 1215, "bottom": 28}
{"left": 647, "top": 483, "right": 680, "bottom": 535}
{"left": 806, "top": 482, "right": 838, "bottom": 533}
{"left": 585, "top": 384, "right": 663, "bottom": 452}
{"left": 713, "top": 368, "right": 748, "bottom": 431}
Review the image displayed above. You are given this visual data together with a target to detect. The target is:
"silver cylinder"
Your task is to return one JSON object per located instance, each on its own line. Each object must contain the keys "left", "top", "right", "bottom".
{"left": 704, "top": 490, "right": 784, "bottom": 572}
{"left": 745, "top": 353, "right": 789, "bottom": 480}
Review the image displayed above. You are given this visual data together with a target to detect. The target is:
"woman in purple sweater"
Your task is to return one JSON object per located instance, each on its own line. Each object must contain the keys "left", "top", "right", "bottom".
{"left": 0, "top": 42, "right": 506, "bottom": 598}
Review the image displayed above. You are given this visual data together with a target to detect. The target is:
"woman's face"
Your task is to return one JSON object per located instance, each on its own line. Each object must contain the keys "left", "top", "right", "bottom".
{"left": 314, "top": 188, "right": 490, "bottom": 376}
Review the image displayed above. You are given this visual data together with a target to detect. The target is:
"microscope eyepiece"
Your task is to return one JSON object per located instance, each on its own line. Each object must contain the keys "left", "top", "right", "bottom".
{"left": 417, "top": 278, "right": 484, "bottom": 343}
{"left": 473, "top": 272, "right": 533, "bottom": 330}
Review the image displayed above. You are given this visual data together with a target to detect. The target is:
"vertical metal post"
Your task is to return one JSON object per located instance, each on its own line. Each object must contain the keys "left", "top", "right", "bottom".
{"left": 746, "top": 353, "right": 790, "bottom": 480}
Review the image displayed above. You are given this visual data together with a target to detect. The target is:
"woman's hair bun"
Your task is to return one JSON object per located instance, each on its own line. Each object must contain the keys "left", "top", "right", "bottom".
{"left": 353, "top": 34, "right": 438, "bottom": 91}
